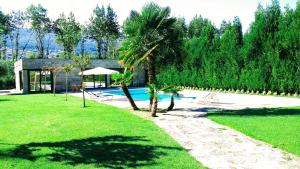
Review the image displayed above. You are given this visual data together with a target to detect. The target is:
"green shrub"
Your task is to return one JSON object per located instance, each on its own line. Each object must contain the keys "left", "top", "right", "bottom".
{"left": 0, "top": 60, "right": 15, "bottom": 89}
{"left": 27, "top": 51, "right": 39, "bottom": 59}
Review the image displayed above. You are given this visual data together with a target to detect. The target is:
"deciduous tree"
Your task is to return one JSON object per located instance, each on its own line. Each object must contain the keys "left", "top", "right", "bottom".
{"left": 26, "top": 4, "right": 51, "bottom": 58}
{"left": 53, "top": 12, "right": 81, "bottom": 59}
{"left": 73, "top": 55, "right": 91, "bottom": 108}
{"left": 8, "top": 11, "right": 26, "bottom": 61}
{"left": 0, "top": 10, "right": 11, "bottom": 60}
{"left": 63, "top": 64, "right": 73, "bottom": 101}
{"left": 88, "top": 5, "right": 119, "bottom": 59}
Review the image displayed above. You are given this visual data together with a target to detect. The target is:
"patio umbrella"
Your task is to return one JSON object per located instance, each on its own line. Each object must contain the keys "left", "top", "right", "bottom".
{"left": 79, "top": 67, "right": 119, "bottom": 75}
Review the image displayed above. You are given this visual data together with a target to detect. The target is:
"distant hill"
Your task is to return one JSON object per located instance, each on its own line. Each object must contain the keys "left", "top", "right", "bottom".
{"left": 6, "top": 28, "right": 97, "bottom": 54}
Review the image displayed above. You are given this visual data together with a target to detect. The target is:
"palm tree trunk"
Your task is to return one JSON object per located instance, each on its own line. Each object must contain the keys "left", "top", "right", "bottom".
{"left": 121, "top": 83, "right": 139, "bottom": 110}
{"left": 167, "top": 95, "right": 174, "bottom": 111}
{"left": 147, "top": 54, "right": 155, "bottom": 111}
{"left": 151, "top": 96, "right": 158, "bottom": 117}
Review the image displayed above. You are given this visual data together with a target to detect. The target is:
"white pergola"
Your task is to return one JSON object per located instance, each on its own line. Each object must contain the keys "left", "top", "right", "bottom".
{"left": 79, "top": 67, "right": 119, "bottom": 75}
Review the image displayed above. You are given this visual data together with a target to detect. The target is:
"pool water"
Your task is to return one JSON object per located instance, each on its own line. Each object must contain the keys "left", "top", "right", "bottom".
{"left": 103, "top": 88, "right": 182, "bottom": 101}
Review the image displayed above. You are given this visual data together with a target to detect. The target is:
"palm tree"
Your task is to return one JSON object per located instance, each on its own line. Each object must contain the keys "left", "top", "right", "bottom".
{"left": 119, "top": 3, "right": 180, "bottom": 116}
{"left": 147, "top": 83, "right": 160, "bottom": 117}
{"left": 63, "top": 64, "right": 73, "bottom": 101}
{"left": 162, "top": 86, "right": 181, "bottom": 111}
{"left": 112, "top": 69, "right": 139, "bottom": 110}
{"left": 73, "top": 55, "right": 91, "bottom": 108}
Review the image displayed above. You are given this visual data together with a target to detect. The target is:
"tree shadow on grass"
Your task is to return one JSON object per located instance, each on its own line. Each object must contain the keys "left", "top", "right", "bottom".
{"left": 206, "top": 107, "right": 300, "bottom": 117}
{"left": 0, "top": 98, "right": 13, "bottom": 102}
{"left": 0, "top": 135, "right": 182, "bottom": 168}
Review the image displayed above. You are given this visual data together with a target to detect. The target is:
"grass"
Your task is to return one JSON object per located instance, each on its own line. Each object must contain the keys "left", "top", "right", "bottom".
{"left": 0, "top": 94, "right": 203, "bottom": 169}
{"left": 207, "top": 107, "right": 300, "bottom": 156}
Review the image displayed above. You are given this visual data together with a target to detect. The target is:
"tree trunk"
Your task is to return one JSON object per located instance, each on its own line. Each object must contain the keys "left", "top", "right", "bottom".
{"left": 96, "top": 40, "right": 102, "bottom": 59}
{"left": 3, "top": 37, "right": 7, "bottom": 60}
{"left": 80, "top": 39, "right": 85, "bottom": 56}
{"left": 21, "top": 32, "right": 33, "bottom": 58}
{"left": 46, "top": 44, "right": 49, "bottom": 58}
{"left": 9, "top": 35, "right": 14, "bottom": 61}
{"left": 81, "top": 73, "right": 86, "bottom": 107}
{"left": 37, "top": 35, "right": 44, "bottom": 58}
{"left": 167, "top": 95, "right": 175, "bottom": 111}
{"left": 53, "top": 75, "right": 56, "bottom": 96}
{"left": 46, "top": 35, "right": 51, "bottom": 58}
{"left": 64, "top": 46, "right": 72, "bottom": 59}
{"left": 103, "top": 40, "right": 108, "bottom": 58}
{"left": 15, "top": 31, "right": 19, "bottom": 60}
{"left": 0, "top": 41, "right": 2, "bottom": 59}
{"left": 147, "top": 54, "right": 156, "bottom": 112}
{"left": 121, "top": 83, "right": 139, "bottom": 110}
{"left": 65, "top": 73, "right": 68, "bottom": 101}
{"left": 151, "top": 97, "right": 158, "bottom": 117}
{"left": 44, "top": 73, "right": 47, "bottom": 92}
{"left": 41, "top": 38, "right": 44, "bottom": 58}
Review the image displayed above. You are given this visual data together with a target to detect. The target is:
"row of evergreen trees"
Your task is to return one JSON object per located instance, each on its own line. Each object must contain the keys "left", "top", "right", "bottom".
{"left": 157, "top": 1, "right": 299, "bottom": 93}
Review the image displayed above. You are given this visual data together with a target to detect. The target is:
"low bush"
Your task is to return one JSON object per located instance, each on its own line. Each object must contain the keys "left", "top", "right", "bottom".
{"left": 0, "top": 60, "right": 15, "bottom": 89}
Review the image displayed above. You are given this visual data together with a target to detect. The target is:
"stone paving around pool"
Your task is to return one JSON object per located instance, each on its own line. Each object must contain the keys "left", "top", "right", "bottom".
{"left": 72, "top": 90, "right": 300, "bottom": 169}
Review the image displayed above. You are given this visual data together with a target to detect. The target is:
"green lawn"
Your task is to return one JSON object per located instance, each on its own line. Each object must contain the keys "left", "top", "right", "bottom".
{"left": 0, "top": 94, "right": 203, "bottom": 169}
{"left": 207, "top": 107, "right": 300, "bottom": 156}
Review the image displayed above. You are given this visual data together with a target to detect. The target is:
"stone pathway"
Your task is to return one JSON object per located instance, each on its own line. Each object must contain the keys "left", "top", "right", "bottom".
{"left": 72, "top": 90, "right": 300, "bottom": 169}
{"left": 154, "top": 109, "right": 300, "bottom": 169}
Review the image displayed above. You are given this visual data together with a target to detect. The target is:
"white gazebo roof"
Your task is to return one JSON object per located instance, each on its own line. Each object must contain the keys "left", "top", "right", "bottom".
{"left": 79, "top": 67, "right": 119, "bottom": 75}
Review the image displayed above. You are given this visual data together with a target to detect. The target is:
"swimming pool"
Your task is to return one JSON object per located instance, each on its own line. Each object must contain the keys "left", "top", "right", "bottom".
{"left": 103, "top": 88, "right": 182, "bottom": 101}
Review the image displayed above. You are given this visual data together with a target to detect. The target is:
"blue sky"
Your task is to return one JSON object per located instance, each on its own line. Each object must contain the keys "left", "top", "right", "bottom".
{"left": 0, "top": 0, "right": 298, "bottom": 33}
